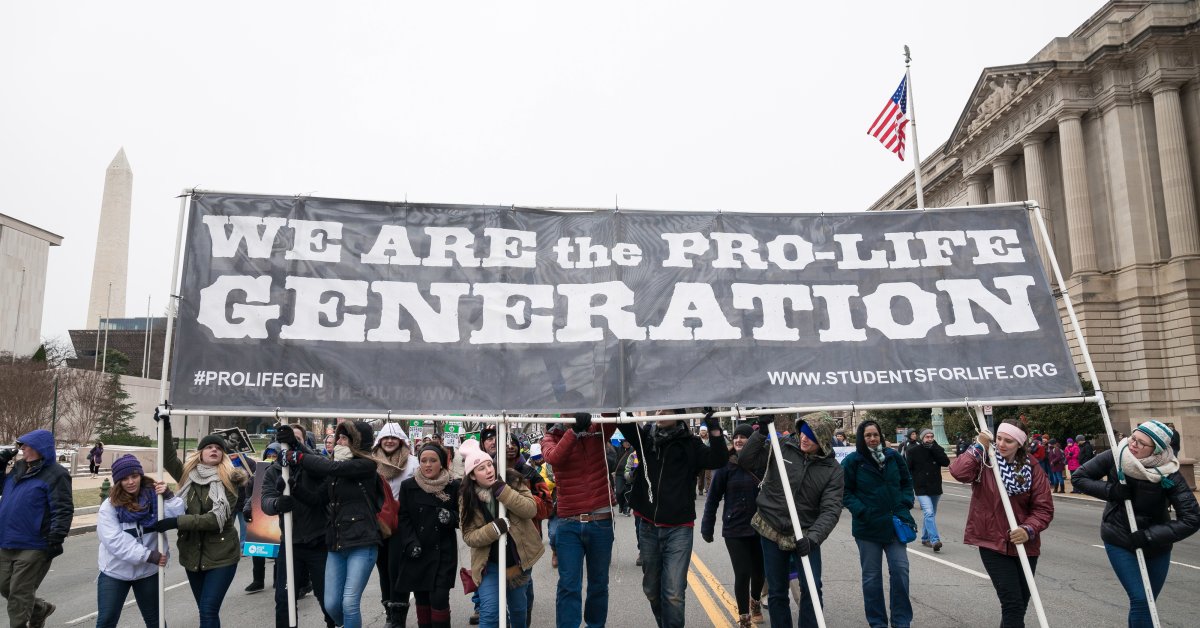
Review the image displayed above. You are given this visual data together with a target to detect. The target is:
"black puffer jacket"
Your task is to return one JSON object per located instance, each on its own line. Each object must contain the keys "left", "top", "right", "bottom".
{"left": 621, "top": 420, "right": 729, "bottom": 525}
{"left": 906, "top": 442, "right": 950, "bottom": 496}
{"left": 1072, "top": 450, "right": 1200, "bottom": 555}
{"left": 701, "top": 458, "right": 760, "bottom": 539}
{"left": 297, "top": 421, "right": 382, "bottom": 551}
{"left": 260, "top": 442, "right": 328, "bottom": 546}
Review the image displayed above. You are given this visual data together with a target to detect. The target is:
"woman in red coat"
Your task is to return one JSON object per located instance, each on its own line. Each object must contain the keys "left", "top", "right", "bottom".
{"left": 949, "top": 419, "right": 1054, "bottom": 628}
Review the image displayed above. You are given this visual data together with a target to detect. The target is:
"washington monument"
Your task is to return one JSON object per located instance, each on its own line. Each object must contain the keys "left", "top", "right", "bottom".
{"left": 86, "top": 148, "right": 132, "bottom": 328}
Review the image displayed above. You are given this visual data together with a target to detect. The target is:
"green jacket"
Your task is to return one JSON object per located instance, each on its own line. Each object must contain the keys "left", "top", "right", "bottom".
{"left": 163, "top": 420, "right": 245, "bottom": 571}
{"left": 841, "top": 448, "right": 916, "bottom": 544}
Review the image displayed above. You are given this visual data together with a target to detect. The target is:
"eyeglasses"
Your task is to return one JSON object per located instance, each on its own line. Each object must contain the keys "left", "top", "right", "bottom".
{"left": 1129, "top": 436, "right": 1154, "bottom": 449}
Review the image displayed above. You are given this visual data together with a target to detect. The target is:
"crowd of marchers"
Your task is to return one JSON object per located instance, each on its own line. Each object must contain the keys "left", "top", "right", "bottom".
{"left": 0, "top": 409, "right": 1197, "bottom": 628}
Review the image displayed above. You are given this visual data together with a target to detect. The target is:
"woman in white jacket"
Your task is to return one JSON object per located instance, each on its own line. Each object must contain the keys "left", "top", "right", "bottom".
{"left": 96, "top": 454, "right": 185, "bottom": 628}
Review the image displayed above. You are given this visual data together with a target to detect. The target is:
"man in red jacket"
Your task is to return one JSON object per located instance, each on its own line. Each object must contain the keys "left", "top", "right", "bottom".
{"left": 541, "top": 412, "right": 618, "bottom": 628}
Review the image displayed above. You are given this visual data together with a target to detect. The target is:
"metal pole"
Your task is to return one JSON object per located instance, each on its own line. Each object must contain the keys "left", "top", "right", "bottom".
{"left": 142, "top": 295, "right": 152, "bottom": 378}
{"left": 1030, "top": 201, "right": 1161, "bottom": 627}
{"left": 496, "top": 416, "right": 508, "bottom": 625}
{"left": 155, "top": 191, "right": 191, "bottom": 628}
{"left": 11, "top": 267, "right": 24, "bottom": 363}
{"left": 972, "top": 405, "right": 1049, "bottom": 628}
{"left": 51, "top": 373, "right": 58, "bottom": 442}
{"left": 280, "top": 441, "right": 297, "bottom": 627}
{"left": 766, "top": 422, "right": 827, "bottom": 628}
{"left": 904, "top": 46, "right": 925, "bottom": 211}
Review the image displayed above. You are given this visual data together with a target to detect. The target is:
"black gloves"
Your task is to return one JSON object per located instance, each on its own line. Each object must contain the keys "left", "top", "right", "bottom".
{"left": 493, "top": 517, "right": 509, "bottom": 535}
{"left": 795, "top": 537, "right": 813, "bottom": 557}
{"left": 146, "top": 550, "right": 163, "bottom": 565}
{"left": 152, "top": 407, "right": 170, "bottom": 425}
{"left": 437, "top": 508, "right": 455, "bottom": 526}
{"left": 703, "top": 408, "right": 721, "bottom": 439}
{"left": 702, "top": 531, "right": 714, "bottom": 543}
{"left": 0, "top": 448, "right": 15, "bottom": 466}
{"left": 275, "top": 426, "right": 298, "bottom": 447}
{"left": 1130, "top": 530, "right": 1151, "bottom": 549}
{"left": 151, "top": 517, "right": 179, "bottom": 533}
{"left": 1109, "top": 481, "right": 1133, "bottom": 501}
{"left": 755, "top": 415, "right": 774, "bottom": 435}
{"left": 274, "top": 495, "right": 295, "bottom": 514}
{"left": 410, "top": 545, "right": 422, "bottom": 559}
{"left": 46, "top": 541, "right": 64, "bottom": 559}
{"left": 572, "top": 412, "right": 592, "bottom": 434}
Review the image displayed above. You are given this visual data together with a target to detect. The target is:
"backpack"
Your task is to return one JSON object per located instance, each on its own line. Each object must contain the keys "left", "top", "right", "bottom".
{"left": 359, "top": 476, "right": 400, "bottom": 538}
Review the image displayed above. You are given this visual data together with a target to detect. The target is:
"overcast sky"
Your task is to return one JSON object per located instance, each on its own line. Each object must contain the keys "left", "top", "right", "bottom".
{"left": 0, "top": 1, "right": 1101, "bottom": 348}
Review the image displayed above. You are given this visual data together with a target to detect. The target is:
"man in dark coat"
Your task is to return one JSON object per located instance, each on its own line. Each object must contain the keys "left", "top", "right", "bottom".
{"left": 906, "top": 428, "right": 950, "bottom": 551}
{"left": 262, "top": 425, "right": 335, "bottom": 628}
{"left": 0, "top": 429, "right": 73, "bottom": 628}
{"left": 620, "top": 409, "right": 728, "bottom": 628}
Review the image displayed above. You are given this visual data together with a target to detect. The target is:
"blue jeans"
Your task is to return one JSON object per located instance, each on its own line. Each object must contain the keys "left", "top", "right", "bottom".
{"left": 324, "top": 545, "right": 377, "bottom": 628}
{"left": 761, "top": 536, "right": 823, "bottom": 628}
{"left": 917, "top": 495, "right": 941, "bottom": 543}
{"left": 637, "top": 523, "right": 693, "bottom": 628}
{"left": 547, "top": 515, "right": 561, "bottom": 550}
{"left": 477, "top": 563, "right": 531, "bottom": 628}
{"left": 555, "top": 517, "right": 615, "bottom": 628}
{"left": 855, "top": 538, "right": 912, "bottom": 628}
{"left": 185, "top": 564, "right": 238, "bottom": 628}
{"left": 97, "top": 572, "right": 159, "bottom": 628}
{"left": 1105, "top": 543, "right": 1171, "bottom": 628}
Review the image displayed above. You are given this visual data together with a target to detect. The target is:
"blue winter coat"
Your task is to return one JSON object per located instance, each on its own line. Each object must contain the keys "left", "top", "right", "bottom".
{"left": 841, "top": 448, "right": 916, "bottom": 544}
{"left": 0, "top": 429, "right": 74, "bottom": 550}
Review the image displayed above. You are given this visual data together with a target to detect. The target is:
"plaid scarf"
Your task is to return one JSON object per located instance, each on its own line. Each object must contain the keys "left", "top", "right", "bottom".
{"left": 995, "top": 452, "right": 1032, "bottom": 496}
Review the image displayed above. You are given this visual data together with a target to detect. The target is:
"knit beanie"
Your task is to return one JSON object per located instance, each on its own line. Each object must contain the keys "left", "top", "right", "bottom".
{"left": 733, "top": 423, "right": 754, "bottom": 439}
{"left": 419, "top": 442, "right": 448, "bottom": 468}
{"left": 459, "top": 439, "right": 492, "bottom": 478}
{"left": 919, "top": 428, "right": 934, "bottom": 441}
{"left": 197, "top": 433, "right": 229, "bottom": 453}
{"left": 111, "top": 454, "right": 143, "bottom": 483}
{"left": 1135, "top": 420, "right": 1174, "bottom": 453}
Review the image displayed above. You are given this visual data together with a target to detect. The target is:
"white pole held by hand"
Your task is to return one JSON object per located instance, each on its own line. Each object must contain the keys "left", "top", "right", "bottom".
{"left": 766, "top": 422, "right": 827, "bottom": 628}
{"left": 280, "top": 441, "right": 297, "bottom": 628}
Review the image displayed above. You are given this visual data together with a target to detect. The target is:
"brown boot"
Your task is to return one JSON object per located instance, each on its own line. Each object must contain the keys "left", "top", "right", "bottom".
{"left": 750, "top": 598, "right": 764, "bottom": 624}
{"left": 737, "top": 613, "right": 753, "bottom": 628}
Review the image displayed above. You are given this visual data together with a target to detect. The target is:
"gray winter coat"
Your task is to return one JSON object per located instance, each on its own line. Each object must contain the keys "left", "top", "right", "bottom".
{"left": 738, "top": 431, "right": 844, "bottom": 544}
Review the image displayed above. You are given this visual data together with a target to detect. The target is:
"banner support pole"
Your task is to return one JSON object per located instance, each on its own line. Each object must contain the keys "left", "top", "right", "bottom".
{"left": 155, "top": 190, "right": 190, "bottom": 628}
{"left": 1029, "top": 201, "right": 1161, "bottom": 627}
{"left": 766, "top": 422, "right": 827, "bottom": 628}
{"left": 496, "top": 414, "right": 508, "bottom": 627}
{"left": 280, "top": 440, "right": 297, "bottom": 627}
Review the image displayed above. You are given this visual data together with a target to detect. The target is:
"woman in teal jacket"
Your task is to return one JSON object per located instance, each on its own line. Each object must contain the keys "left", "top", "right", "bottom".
{"left": 842, "top": 420, "right": 917, "bottom": 628}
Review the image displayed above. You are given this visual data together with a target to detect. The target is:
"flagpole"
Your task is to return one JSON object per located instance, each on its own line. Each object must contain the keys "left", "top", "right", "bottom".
{"left": 904, "top": 45, "right": 925, "bottom": 210}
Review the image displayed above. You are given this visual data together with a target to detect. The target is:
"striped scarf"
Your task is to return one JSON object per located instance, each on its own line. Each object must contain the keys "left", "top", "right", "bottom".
{"left": 995, "top": 452, "right": 1031, "bottom": 496}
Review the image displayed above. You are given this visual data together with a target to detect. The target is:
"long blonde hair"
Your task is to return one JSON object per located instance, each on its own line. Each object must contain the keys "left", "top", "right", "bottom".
{"left": 180, "top": 449, "right": 239, "bottom": 495}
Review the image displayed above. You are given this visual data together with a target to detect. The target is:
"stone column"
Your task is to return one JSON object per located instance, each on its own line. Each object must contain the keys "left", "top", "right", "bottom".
{"left": 966, "top": 175, "right": 988, "bottom": 205}
{"left": 1057, "top": 113, "right": 1098, "bottom": 274}
{"left": 1022, "top": 134, "right": 1056, "bottom": 275}
{"left": 992, "top": 158, "right": 1015, "bottom": 203}
{"left": 1152, "top": 83, "right": 1200, "bottom": 257}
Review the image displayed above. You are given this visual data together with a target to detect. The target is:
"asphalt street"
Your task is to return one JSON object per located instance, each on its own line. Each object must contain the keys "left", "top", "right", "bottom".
{"left": 38, "top": 486, "right": 1200, "bottom": 627}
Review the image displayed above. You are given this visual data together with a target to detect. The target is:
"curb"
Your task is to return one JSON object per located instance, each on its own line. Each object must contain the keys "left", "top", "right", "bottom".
{"left": 68, "top": 524, "right": 96, "bottom": 537}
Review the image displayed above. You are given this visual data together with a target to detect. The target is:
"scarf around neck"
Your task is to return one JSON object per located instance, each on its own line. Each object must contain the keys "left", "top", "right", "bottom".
{"left": 115, "top": 486, "right": 159, "bottom": 528}
{"left": 868, "top": 444, "right": 886, "bottom": 467}
{"left": 415, "top": 468, "right": 452, "bottom": 502}
{"left": 995, "top": 453, "right": 1032, "bottom": 496}
{"left": 333, "top": 445, "right": 353, "bottom": 461}
{"left": 178, "top": 464, "right": 230, "bottom": 530}
{"left": 1116, "top": 438, "right": 1180, "bottom": 489}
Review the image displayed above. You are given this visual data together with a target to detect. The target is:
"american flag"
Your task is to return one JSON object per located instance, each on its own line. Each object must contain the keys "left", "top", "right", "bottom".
{"left": 868, "top": 76, "right": 909, "bottom": 160}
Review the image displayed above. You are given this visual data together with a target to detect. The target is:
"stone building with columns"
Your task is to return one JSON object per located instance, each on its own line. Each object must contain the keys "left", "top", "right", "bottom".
{"left": 870, "top": 0, "right": 1200, "bottom": 457}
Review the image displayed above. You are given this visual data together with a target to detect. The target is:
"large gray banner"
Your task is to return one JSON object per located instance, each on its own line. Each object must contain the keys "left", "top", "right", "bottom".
{"left": 169, "top": 192, "right": 1081, "bottom": 413}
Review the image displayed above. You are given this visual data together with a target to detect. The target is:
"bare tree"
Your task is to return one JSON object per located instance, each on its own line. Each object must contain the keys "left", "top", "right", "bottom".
{"left": 0, "top": 357, "right": 55, "bottom": 443}
{"left": 59, "top": 368, "right": 110, "bottom": 445}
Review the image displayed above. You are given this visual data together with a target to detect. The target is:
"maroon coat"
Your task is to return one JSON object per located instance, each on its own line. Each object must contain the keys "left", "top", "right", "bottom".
{"left": 950, "top": 446, "right": 1054, "bottom": 557}
{"left": 541, "top": 424, "right": 617, "bottom": 517}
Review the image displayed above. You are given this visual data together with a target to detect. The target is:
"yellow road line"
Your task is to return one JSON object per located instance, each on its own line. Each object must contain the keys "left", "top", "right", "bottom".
{"left": 688, "top": 568, "right": 734, "bottom": 627}
{"left": 691, "top": 551, "right": 740, "bottom": 620}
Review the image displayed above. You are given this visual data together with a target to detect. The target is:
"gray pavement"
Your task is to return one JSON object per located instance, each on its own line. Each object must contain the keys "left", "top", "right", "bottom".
{"left": 35, "top": 481, "right": 1200, "bottom": 627}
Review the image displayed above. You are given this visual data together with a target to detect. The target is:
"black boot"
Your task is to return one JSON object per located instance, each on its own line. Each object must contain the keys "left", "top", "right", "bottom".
{"left": 385, "top": 601, "right": 409, "bottom": 628}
